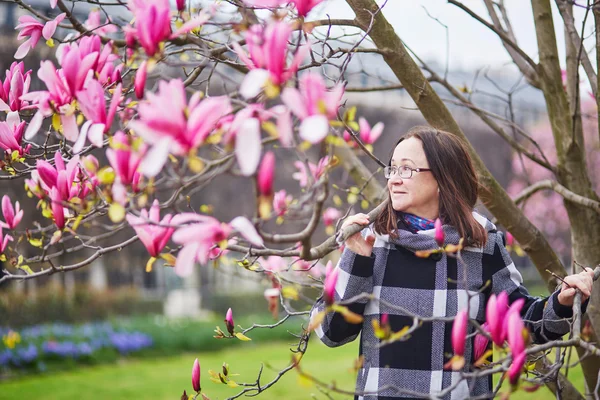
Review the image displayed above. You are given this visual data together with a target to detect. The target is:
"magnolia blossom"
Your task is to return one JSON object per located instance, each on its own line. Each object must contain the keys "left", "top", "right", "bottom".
{"left": 49, "top": 186, "right": 65, "bottom": 229}
{"left": 135, "top": 61, "right": 147, "bottom": 100}
{"left": 106, "top": 131, "right": 145, "bottom": 189}
{"left": 434, "top": 218, "right": 444, "bottom": 247}
{"left": 506, "top": 309, "right": 527, "bottom": 384}
{"left": 486, "top": 292, "right": 509, "bottom": 346}
{"left": 322, "top": 207, "right": 341, "bottom": 227}
{"left": 452, "top": 309, "right": 468, "bottom": 357}
{"left": 343, "top": 117, "right": 384, "bottom": 146}
{"left": 1, "top": 195, "right": 23, "bottom": 230}
{"left": 0, "top": 62, "right": 32, "bottom": 112}
{"left": 126, "top": 200, "right": 174, "bottom": 258}
{"left": 15, "top": 13, "right": 66, "bottom": 60}
{"left": 129, "top": 79, "right": 231, "bottom": 177}
{"left": 273, "top": 189, "right": 292, "bottom": 217}
{"left": 282, "top": 72, "right": 344, "bottom": 143}
{"left": 219, "top": 104, "right": 267, "bottom": 176}
{"left": 22, "top": 44, "right": 99, "bottom": 141}
{"left": 84, "top": 10, "right": 117, "bottom": 36}
{"left": 292, "top": 156, "right": 330, "bottom": 187}
{"left": 0, "top": 226, "right": 13, "bottom": 254}
{"left": 261, "top": 256, "right": 287, "bottom": 274}
{"left": 225, "top": 308, "right": 235, "bottom": 335}
{"left": 323, "top": 260, "right": 338, "bottom": 305}
{"left": 171, "top": 214, "right": 263, "bottom": 277}
{"left": 192, "top": 358, "right": 201, "bottom": 392}
{"left": 26, "top": 152, "right": 97, "bottom": 203}
{"left": 127, "top": 0, "right": 210, "bottom": 56}
{"left": 0, "top": 113, "right": 29, "bottom": 157}
{"left": 242, "top": 0, "right": 324, "bottom": 17}
{"left": 257, "top": 151, "right": 275, "bottom": 197}
{"left": 473, "top": 322, "right": 489, "bottom": 361}
{"left": 127, "top": 0, "right": 171, "bottom": 56}
{"left": 74, "top": 81, "right": 122, "bottom": 152}
{"left": 234, "top": 21, "right": 309, "bottom": 98}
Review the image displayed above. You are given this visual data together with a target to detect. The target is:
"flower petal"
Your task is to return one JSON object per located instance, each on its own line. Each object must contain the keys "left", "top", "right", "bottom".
{"left": 229, "top": 216, "right": 263, "bottom": 246}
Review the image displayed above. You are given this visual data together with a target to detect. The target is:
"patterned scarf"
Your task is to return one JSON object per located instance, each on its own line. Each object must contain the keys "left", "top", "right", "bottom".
{"left": 398, "top": 212, "right": 435, "bottom": 233}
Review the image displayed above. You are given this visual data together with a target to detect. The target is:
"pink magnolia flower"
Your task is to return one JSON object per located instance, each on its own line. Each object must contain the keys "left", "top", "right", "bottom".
{"left": 74, "top": 81, "right": 122, "bottom": 152}
{"left": 323, "top": 207, "right": 341, "bottom": 227}
{"left": 177, "top": 0, "right": 186, "bottom": 11}
{"left": 233, "top": 21, "right": 309, "bottom": 98}
{"left": 64, "top": 36, "right": 121, "bottom": 87}
{"left": 31, "top": 152, "right": 79, "bottom": 199}
{"left": 506, "top": 310, "right": 527, "bottom": 385}
{"left": 0, "top": 62, "right": 33, "bottom": 112}
{"left": 261, "top": 256, "right": 287, "bottom": 274}
{"left": 508, "top": 351, "right": 526, "bottom": 385}
{"left": 273, "top": 189, "right": 292, "bottom": 217}
{"left": 27, "top": 152, "right": 98, "bottom": 207}
{"left": 0, "top": 226, "right": 13, "bottom": 253}
{"left": 192, "top": 358, "right": 201, "bottom": 392}
{"left": 257, "top": 151, "right": 275, "bottom": 197}
{"left": 0, "top": 113, "right": 30, "bottom": 157}
{"left": 128, "top": 0, "right": 171, "bottom": 56}
{"left": 242, "top": 0, "right": 324, "bottom": 17}
{"left": 1, "top": 195, "right": 23, "bottom": 230}
{"left": 15, "top": 13, "right": 66, "bottom": 60}
{"left": 106, "top": 131, "right": 145, "bottom": 188}
{"left": 506, "top": 303, "right": 526, "bottom": 354}
{"left": 282, "top": 72, "right": 344, "bottom": 143}
{"left": 84, "top": 10, "right": 117, "bottom": 36}
{"left": 486, "top": 291, "right": 509, "bottom": 346}
{"left": 473, "top": 322, "right": 490, "bottom": 361}
{"left": 126, "top": 200, "right": 174, "bottom": 258}
{"left": 50, "top": 186, "right": 65, "bottom": 229}
{"left": 292, "top": 156, "right": 330, "bottom": 187}
{"left": 434, "top": 218, "right": 444, "bottom": 247}
{"left": 219, "top": 104, "right": 267, "bottom": 176}
{"left": 343, "top": 117, "right": 384, "bottom": 146}
{"left": 225, "top": 308, "right": 235, "bottom": 335}
{"left": 171, "top": 213, "right": 263, "bottom": 277}
{"left": 502, "top": 298, "right": 525, "bottom": 344}
{"left": 506, "top": 231, "right": 514, "bottom": 246}
{"left": 452, "top": 309, "right": 468, "bottom": 357}
{"left": 22, "top": 45, "right": 99, "bottom": 141}
{"left": 135, "top": 61, "right": 147, "bottom": 99}
{"left": 323, "top": 260, "right": 338, "bottom": 305}
{"left": 129, "top": 79, "right": 232, "bottom": 177}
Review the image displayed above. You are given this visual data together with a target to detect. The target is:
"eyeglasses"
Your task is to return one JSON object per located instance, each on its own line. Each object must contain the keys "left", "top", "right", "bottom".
{"left": 384, "top": 165, "right": 432, "bottom": 179}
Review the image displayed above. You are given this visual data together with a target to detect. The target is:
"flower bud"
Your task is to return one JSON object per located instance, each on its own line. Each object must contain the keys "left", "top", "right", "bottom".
{"left": 452, "top": 309, "right": 468, "bottom": 357}
{"left": 434, "top": 218, "right": 444, "bottom": 247}
{"left": 192, "top": 358, "right": 201, "bottom": 392}
{"left": 225, "top": 308, "right": 234, "bottom": 335}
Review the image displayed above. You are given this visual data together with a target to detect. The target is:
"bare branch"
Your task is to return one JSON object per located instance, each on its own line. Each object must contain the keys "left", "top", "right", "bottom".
{"left": 512, "top": 179, "right": 600, "bottom": 213}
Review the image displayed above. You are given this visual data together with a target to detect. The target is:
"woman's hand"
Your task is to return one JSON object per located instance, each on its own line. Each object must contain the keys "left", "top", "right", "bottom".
{"left": 557, "top": 269, "right": 595, "bottom": 306}
{"left": 341, "top": 213, "right": 375, "bottom": 257}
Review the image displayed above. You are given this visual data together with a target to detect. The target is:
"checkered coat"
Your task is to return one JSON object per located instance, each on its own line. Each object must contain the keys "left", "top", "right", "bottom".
{"left": 311, "top": 212, "right": 574, "bottom": 399}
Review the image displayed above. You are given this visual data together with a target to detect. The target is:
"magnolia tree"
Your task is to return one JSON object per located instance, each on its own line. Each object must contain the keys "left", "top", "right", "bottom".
{"left": 1, "top": 0, "right": 600, "bottom": 399}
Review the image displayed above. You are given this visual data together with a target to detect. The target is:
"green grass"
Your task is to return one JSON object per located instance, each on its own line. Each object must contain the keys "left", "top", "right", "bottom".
{"left": 0, "top": 339, "right": 586, "bottom": 400}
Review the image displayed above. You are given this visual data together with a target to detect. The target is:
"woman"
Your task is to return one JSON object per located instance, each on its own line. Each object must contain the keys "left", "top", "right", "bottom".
{"left": 311, "top": 126, "right": 593, "bottom": 399}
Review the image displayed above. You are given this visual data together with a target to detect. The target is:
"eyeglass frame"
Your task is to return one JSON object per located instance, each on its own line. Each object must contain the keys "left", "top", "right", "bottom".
{"left": 384, "top": 165, "right": 432, "bottom": 179}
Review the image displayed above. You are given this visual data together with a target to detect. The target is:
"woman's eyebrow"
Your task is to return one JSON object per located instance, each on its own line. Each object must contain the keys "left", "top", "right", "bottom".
{"left": 391, "top": 158, "right": 416, "bottom": 164}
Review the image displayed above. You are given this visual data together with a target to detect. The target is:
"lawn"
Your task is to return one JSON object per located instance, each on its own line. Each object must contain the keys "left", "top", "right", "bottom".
{"left": 0, "top": 338, "right": 586, "bottom": 400}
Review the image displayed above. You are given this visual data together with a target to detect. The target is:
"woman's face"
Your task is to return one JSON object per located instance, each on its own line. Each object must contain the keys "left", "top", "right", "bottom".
{"left": 387, "top": 137, "right": 440, "bottom": 220}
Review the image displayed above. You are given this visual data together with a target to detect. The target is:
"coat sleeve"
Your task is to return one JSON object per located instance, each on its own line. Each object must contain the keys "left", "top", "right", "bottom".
{"left": 485, "top": 230, "right": 584, "bottom": 344}
{"left": 310, "top": 227, "right": 375, "bottom": 347}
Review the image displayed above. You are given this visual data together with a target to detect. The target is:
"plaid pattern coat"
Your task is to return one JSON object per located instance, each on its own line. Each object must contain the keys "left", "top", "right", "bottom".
{"left": 311, "top": 212, "right": 575, "bottom": 400}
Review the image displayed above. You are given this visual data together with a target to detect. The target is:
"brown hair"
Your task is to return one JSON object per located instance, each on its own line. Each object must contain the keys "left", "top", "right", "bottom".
{"left": 374, "top": 126, "right": 487, "bottom": 247}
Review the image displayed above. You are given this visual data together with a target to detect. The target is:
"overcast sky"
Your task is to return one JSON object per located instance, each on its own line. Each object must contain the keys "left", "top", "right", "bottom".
{"left": 312, "top": 0, "right": 595, "bottom": 72}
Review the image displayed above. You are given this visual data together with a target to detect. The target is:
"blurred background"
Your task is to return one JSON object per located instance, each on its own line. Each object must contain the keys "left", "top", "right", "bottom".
{"left": 0, "top": 0, "right": 592, "bottom": 399}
